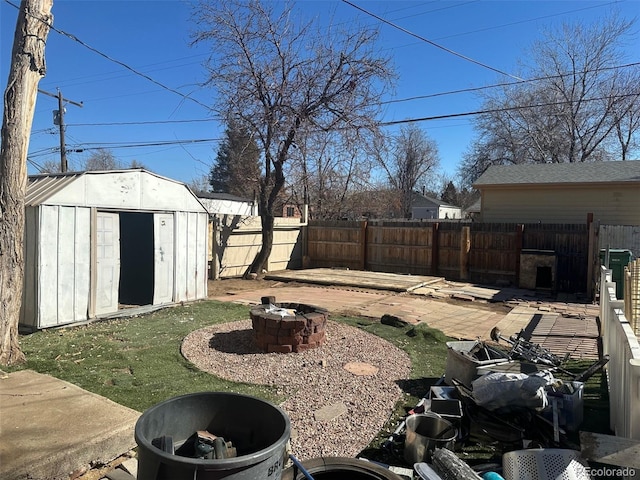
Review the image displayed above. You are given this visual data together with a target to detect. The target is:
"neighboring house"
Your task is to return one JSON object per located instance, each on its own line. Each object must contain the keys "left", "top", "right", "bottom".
{"left": 197, "top": 192, "right": 258, "bottom": 216}
{"left": 21, "top": 169, "right": 209, "bottom": 331}
{"left": 463, "top": 198, "right": 481, "bottom": 219}
{"left": 411, "top": 192, "right": 462, "bottom": 220}
{"left": 281, "top": 203, "right": 302, "bottom": 218}
{"left": 473, "top": 161, "right": 640, "bottom": 224}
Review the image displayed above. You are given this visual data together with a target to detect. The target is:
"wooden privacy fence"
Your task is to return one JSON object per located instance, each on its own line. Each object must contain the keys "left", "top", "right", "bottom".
{"left": 210, "top": 214, "right": 305, "bottom": 279}
{"left": 306, "top": 220, "right": 591, "bottom": 293}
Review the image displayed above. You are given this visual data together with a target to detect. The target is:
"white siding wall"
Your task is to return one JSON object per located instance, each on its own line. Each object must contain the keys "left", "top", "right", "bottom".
{"left": 439, "top": 206, "right": 462, "bottom": 219}
{"left": 480, "top": 184, "right": 640, "bottom": 224}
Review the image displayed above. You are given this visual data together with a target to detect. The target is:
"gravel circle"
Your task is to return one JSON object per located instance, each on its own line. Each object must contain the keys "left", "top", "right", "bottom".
{"left": 181, "top": 319, "right": 411, "bottom": 460}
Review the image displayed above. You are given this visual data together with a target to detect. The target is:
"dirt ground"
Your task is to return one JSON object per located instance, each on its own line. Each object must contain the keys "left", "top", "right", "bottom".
{"left": 207, "top": 277, "right": 283, "bottom": 297}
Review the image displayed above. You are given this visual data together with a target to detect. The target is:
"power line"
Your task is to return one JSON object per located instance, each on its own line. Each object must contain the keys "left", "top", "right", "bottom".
{"left": 3, "top": 0, "right": 211, "bottom": 111}
{"left": 341, "top": 0, "right": 523, "bottom": 81}
{"left": 52, "top": 61, "right": 639, "bottom": 128}
{"left": 28, "top": 91, "right": 639, "bottom": 157}
{"left": 67, "top": 138, "right": 222, "bottom": 151}
{"left": 379, "top": 62, "right": 640, "bottom": 106}
{"left": 379, "top": 92, "right": 640, "bottom": 127}
{"left": 66, "top": 118, "right": 217, "bottom": 127}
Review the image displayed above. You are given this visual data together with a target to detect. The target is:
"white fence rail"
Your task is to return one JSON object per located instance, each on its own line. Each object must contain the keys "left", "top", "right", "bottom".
{"left": 624, "top": 259, "right": 640, "bottom": 336}
{"left": 600, "top": 266, "right": 640, "bottom": 439}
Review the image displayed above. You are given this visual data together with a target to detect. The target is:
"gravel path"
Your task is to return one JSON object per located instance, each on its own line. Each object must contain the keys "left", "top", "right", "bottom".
{"left": 181, "top": 319, "right": 411, "bottom": 460}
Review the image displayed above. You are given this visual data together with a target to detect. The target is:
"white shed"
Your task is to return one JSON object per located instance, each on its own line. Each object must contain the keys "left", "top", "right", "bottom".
{"left": 21, "top": 169, "right": 209, "bottom": 331}
{"left": 197, "top": 192, "right": 258, "bottom": 216}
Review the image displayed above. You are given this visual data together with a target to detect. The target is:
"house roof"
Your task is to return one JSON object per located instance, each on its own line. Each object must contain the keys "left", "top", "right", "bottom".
{"left": 464, "top": 198, "right": 481, "bottom": 213}
{"left": 411, "top": 192, "right": 459, "bottom": 209}
{"left": 196, "top": 191, "right": 253, "bottom": 203}
{"left": 473, "top": 161, "right": 640, "bottom": 187}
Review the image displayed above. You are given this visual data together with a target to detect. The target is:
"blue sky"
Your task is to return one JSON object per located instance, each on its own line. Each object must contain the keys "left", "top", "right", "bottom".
{"left": 1, "top": 0, "right": 638, "bottom": 187}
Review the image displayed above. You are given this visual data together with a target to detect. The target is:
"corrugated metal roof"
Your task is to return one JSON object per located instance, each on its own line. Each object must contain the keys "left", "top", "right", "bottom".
{"left": 473, "top": 160, "right": 640, "bottom": 187}
{"left": 25, "top": 169, "right": 203, "bottom": 208}
{"left": 26, "top": 172, "right": 83, "bottom": 207}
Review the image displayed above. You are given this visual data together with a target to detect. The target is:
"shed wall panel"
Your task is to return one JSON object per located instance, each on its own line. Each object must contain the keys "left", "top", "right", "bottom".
{"left": 95, "top": 212, "right": 121, "bottom": 315}
{"left": 57, "top": 207, "right": 76, "bottom": 321}
{"left": 153, "top": 213, "right": 175, "bottom": 304}
{"left": 173, "top": 211, "right": 207, "bottom": 302}
{"left": 186, "top": 212, "right": 197, "bottom": 301}
{"left": 174, "top": 211, "right": 189, "bottom": 301}
{"left": 74, "top": 208, "right": 91, "bottom": 321}
{"left": 38, "top": 206, "right": 59, "bottom": 328}
{"left": 21, "top": 207, "right": 38, "bottom": 328}
{"left": 195, "top": 212, "right": 208, "bottom": 299}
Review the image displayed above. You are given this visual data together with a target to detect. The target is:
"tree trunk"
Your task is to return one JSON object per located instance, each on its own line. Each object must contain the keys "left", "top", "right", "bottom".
{"left": 0, "top": 0, "right": 53, "bottom": 366}
{"left": 244, "top": 153, "right": 287, "bottom": 278}
{"left": 245, "top": 211, "right": 275, "bottom": 278}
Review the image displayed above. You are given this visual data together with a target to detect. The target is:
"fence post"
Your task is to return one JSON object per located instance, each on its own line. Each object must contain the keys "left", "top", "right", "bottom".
{"left": 515, "top": 224, "right": 524, "bottom": 286}
{"left": 586, "top": 212, "right": 596, "bottom": 300}
{"left": 360, "top": 220, "right": 367, "bottom": 271}
{"left": 431, "top": 222, "right": 440, "bottom": 276}
{"left": 460, "top": 226, "right": 470, "bottom": 280}
{"left": 211, "top": 215, "right": 221, "bottom": 280}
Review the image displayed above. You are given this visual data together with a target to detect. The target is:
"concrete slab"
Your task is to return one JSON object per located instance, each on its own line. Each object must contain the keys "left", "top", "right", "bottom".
{"left": 211, "top": 285, "right": 513, "bottom": 341}
{"left": 314, "top": 402, "right": 348, "bottom": 422}
{"left": 265, "top": 268, "right": 443, "bottom": 292}
{"left": 0, "top": 370, "right": 140, "bottom": 480}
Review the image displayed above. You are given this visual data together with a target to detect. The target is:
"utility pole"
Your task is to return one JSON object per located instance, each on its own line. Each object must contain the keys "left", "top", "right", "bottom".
{"left": 38, "top": 88, "right": 82, "bottom": 172}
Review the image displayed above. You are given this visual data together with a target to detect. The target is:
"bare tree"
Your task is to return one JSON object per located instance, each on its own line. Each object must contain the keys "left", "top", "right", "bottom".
{"left": 287, "top": 126, "right": 378, "bottom": 220}
{"left": 461, "top": 15, "right": 640, "bottom": 185}
{"left": 192, "top": 0, "right": 395, "bottom": 276}
{"left": 612, "top": 68, "right": 640, "bottom": 161}
{"left": 39, "top": 158, "right": 62, "bottom": 173}
{"left": 1, "top": 0, "right": 53, "bottom": 366}
{"left": 378, "top": 125, "right": 439, "bottom": 218}
{"left": 83, "top": 148, "right": 123, "bottom": 170}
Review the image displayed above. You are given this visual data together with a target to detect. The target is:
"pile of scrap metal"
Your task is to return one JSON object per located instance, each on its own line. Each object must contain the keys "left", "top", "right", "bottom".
{"left": 379, "top": 332, "right": 608, "bottom": 480}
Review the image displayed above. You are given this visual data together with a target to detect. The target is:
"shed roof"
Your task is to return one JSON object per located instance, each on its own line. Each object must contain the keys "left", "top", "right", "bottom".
{"left": 473, "top": 161, "right": 640, "bottom": 187}
{"left": 26, "top": 169, "right": 206, "bottom": 213}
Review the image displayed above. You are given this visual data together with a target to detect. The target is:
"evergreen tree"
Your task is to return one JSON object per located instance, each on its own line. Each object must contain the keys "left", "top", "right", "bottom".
{"left": 209, "top": 120, "right": 261, "bottom": 197}
{"left": 441, "top": 181, "right": 458, "bottom": 205}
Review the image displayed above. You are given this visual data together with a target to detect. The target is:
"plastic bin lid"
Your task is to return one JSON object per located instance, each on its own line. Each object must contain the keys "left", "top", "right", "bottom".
{"left": 414, "top": 462, "right": 443, "bottom": 480}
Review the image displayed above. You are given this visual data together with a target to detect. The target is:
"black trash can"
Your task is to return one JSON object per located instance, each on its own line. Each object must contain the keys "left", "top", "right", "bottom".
{"left": 135, "top": 392, "right": 291, "bottom": 480}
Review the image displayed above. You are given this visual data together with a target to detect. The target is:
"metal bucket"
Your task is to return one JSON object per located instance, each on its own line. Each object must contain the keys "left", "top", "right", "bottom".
{"left": 135, "top": 392, "right": 291, "bottom": 480}
{"left": 282, "top": 457, "right": 403, "bottom": 480}
{"left": 403, "top": 413, "right": 456, "bottom": 464}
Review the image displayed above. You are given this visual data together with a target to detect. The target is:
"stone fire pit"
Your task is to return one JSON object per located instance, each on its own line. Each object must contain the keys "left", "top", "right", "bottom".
{"left": 249, "top": 296, "right": 329, "bottom": 353}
